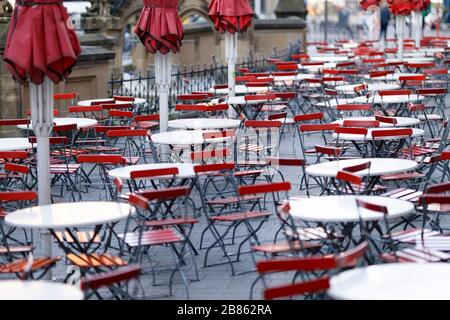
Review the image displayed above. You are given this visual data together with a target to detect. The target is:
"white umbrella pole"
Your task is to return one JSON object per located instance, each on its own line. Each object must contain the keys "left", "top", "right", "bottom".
{"left": 29, "top": 76, "right": 54, "bottom": 279}
{"left": 225, "top": 33, "right": 237, "bottom": 119}
{"left": 155, "top": 52, "right": 171, "bottom": 161}
{"left": 414, "top": 11, "right": 423, "bottom": 48}
{"left": 396, "top": 15, "right": 405, "bottom": 59}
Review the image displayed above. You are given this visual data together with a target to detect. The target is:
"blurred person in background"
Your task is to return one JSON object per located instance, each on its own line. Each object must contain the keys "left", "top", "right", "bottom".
{"left": 379, "top": 3, "right": 390, "bottom": 40}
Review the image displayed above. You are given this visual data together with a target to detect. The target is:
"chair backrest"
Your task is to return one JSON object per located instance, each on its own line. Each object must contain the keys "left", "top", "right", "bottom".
{"left": 134, "top": 114, "right": 160, "bottom": 122}
{"left": 4, "top": 163, "right": 29, "bottom": 174}
{"left": 238, "top": 182, "right": 291, "bottom": 197}
{"left": 0, "top": 119, "right": 30, "bottom": 126}
{"left": 77, "top": 154, "right": 126, "bottom": 165}
{"left": 371, "top": 128, "right": 413, "bottom": 139}
{"left": 193, "top": 163, "right": 235, "bottom": 174}
{"left": 343, "top": 120, "right": 380, "bottom": 128}
{"left": 0, "top": 151, "right": 28, "bottom": 161}
{"left": 130, "top": 168, "right": 179, "bottom": 180}
{"left": 0, "top": 191, "right": 37, "bottom": 202}
{"left": 244, "top": 120, "right": 282, "bottom": 129}
{"left": 426, "top": 182, "right": 450, "bottom": 194}
{"left": 378, "top": 89, "right": 412, "bottom": 97}
{"left": 267, "top": 157, "right": 306, "bottom": 167}
{"left": 336, "top": 170, "right": 363, "bottom": 186}
{"left": 137, "top": 186, "right": 192, "bottom": 201}
{"left": 68, "top": 106, "right": 102, "bottom": 114}
{"left": 293, "top": 112, "right": 324, "bottom": 123}
{"left": 299, "top": 123, "right": 339, "bottom": 132}
{"left": 106, "top": 129, "right": 147, "bottom": 138}
{"left": 113, "top": 96, "right": 135, "bottom": 102}
{"left": 374, "top": 116, "right": 398, "bottom": 125}
{"left": 335, "top": 127, "right": 368, "bottom": 136}
{"left": 342, "top": 161, "right": 371, "bottom": 173}
{"left": 337, "top": 104, "right": 372, "bottom": 112}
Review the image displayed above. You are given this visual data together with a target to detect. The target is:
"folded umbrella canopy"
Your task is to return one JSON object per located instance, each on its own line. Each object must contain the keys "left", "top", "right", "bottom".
{"left": 209, "top": 0, "right": 253, "bottom": 34}
{"left": 3, "top": 0, "right": 80, "bottom": 273}
{"left": 359, "top": 0, "right": 380, "bottom": 10}
{"left": 4, "top": 0, "right": 81, "bottom": 84}
{"left": 135, "top": 0, "right": 184, "bottom": 55}
{"left": 387, "top": 0, "right": 414, "bottom": 59}
{"left": 135, "top": 0, "right": 184, "bottom": 160}
{"left": 209, "top": 0, "right": 254, "bottom": 118}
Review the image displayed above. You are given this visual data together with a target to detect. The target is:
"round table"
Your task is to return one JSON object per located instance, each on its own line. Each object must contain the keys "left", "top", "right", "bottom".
{"left": 335, "top": 83, "right": 400, "bottom": 94}
{"left": 0, "top": 138, "right": 34, "bottom": 151}
{"left": 351, "top": 94, "right": 425, "bottom": 104}
{"left": 0, "top": 280, "right": 83, "bottom": 300}
{"left": 109, "top": 163, "right": 196, "bottom": 180}
{"left": 289, "top": 195, "right": 414, "bottom": 223}
{"left": 5, "top": 202, "right": 132, "bottom": 229}
{"left": 364, "top": 73, "right": 424, "bottom": 81}
{"left": 309, "top": 55, "right": 349, "bottom": 63}
{"left": 221, "top": 96, "right": 281, "bottom": 105}
{"left": 328, "top": 263, "right": 450, "bottom": 300}
{"left": 209, "top": 85, "right": 272, "bottom": 95}
{"left": 332, "top": 127, "right": 425, "bottom": 141}
{"left": 306, "top": 158, "right": 418, "bottom": 178}
{"left": 17, "top": 118, "right": 98, "bottom": 130}
{"left": 151, "top": 130, "right": 231, "bottom": 146}
{"left": 270, "top": 74, "right": 312, "bottom": 83}
{"left": 334, "top": 116, "right": 421, "bottom": 128}
{"left": 298, "top": 62, "right": 337, "bottom": 71}
{"left": 168, "top": 118, "right": 241, "bottom": 130}
{"left": 78, "top": 97, "right": 146, "bottom": 107}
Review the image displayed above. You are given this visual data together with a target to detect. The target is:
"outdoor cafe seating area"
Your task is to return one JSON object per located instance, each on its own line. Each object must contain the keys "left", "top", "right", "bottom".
{"left": 2, "top": 38, "right": 450, "bottom": 299}
{"left": 2, "top": 0, "right": 450, "bottom": 300}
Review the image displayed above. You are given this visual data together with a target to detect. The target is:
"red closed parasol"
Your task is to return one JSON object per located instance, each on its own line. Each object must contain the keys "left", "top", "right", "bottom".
{"left": 3, "top": 0, "right": 81, "bottom": 85}
{"left": 209, "top": 0, "right": 254, "bottom": 34}
{"left": 135, "top": 0, "right": 184, "bottom": 55}
{"left": 359, "top": 0, "right": 381, "bottom": 10}
{"left": 388, "top": 0, "right": 414, "bottom": 15}
{"left": 411, "top": 0, "right": 430, "bottom": 11}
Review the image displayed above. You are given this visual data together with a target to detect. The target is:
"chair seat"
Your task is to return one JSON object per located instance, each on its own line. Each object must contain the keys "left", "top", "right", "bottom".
{"left": 50, "top": 164, "right": 81, "bottom": 174}
{"left": 206, "top": 194, "right": 262, "bottom": 205}
{"left": 0, "top": 257, "right": 60, "bottom": 274}
{"left": 0, "top": 245, "right": 33, "bottom": 254}
{"left": 382, "top": 188, "right": 423, "bottom": 202}
{"left": 381, "top": 172, "right": 426, "bottom": 181}
{"left": 145, "top": 217, "right": 199, "bottom": 228}
{"left": 120, "top": 229, "right": 184, "bottom": 247}
{"left": 382, "top": 248, "right": 450, "bottom": 263}
{"left": 252, "top": 241, "right": 321, "bottom": 254}
{"left": 54, "top": 231, "right": 101, "bottom": 244}
{"left": 67, "top": 253, "right": 127, "bottom": 268}
{"left": 210, "top": 211, "right": 271, "bottom": 222}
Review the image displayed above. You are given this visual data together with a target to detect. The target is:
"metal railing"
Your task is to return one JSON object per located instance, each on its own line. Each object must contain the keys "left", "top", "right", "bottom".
{"left": 108, "top": 43, "right": 300, "bottom": 114}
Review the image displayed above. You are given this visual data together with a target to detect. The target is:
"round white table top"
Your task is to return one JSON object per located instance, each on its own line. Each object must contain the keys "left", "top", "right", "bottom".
{"left": 151, "top": 130, "right": 231, "bottom": 146}
{"left": 223, "top": 96, "right": 281, "bottom": 105}
{"left": 0, "top": 280, "right": 83, "bottom": 300}
{"left": 306, "top": 158, "right": 418, "bottom": 177}
{"left": 5, "top": 202, "right": 133, "bottom": 229}
{"left": 0, "top": 138, "right": 34, "bottom": 151}
{"left": 364, "top": 73, "right": 424, "bottom": 81}
{"left": 109, "top": 163, "right": 196, "bottom": 180}
{"left": 289, "top": 195, "right": 414, "bottom": 223}
{"left": 78, "top": 97, "right": 146, "bottom": 107}
{"left": 352, "top": 94, "right": 425, "bottom": 104}
{"left": 386, "top": 57, "right": 435, "bottom": 64}
{"left": 209, "top": 85, "right": 272, "bottom": 95}
{"left": 18, "top": 118, "right": 98, "bottom": 130}
{"left": 334, "top": 116, "right": 421, "bottom": 128}
{"left": 333, "top": 127, "right": 424, "bottom": 141}
{"left": 309, "top": 55, "right": 349, "bottom": 62}
{"left": 328, "top": 263, "right": 450, "bottom": 300}
{"left": 298, "top": 62, "right": 337, "bottom": 72}
{"left": 271, "top": 74, "right": 313, "bottom": 83}
{"left": 335, "top": 83, "right": 400, "bottom": 94}
{"left": 168, "top": 118, "right": 241, "bottom": 130}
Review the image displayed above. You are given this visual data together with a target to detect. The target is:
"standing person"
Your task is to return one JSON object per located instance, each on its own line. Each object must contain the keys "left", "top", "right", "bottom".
{"left": 338, "top": 7, "right": 354, "bottom": 38}
{"left": 379, "top": 4, "right": 390, "bottom": 41}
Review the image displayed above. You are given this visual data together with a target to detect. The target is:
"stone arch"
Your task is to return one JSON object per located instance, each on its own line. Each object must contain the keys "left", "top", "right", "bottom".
{"left": 179, "top": 0, "right": 210, "bottom": 21}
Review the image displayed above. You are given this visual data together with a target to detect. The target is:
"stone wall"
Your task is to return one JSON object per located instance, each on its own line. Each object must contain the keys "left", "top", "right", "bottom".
{"left": 129, "top": 19, "right": 307, "bottom": 71}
